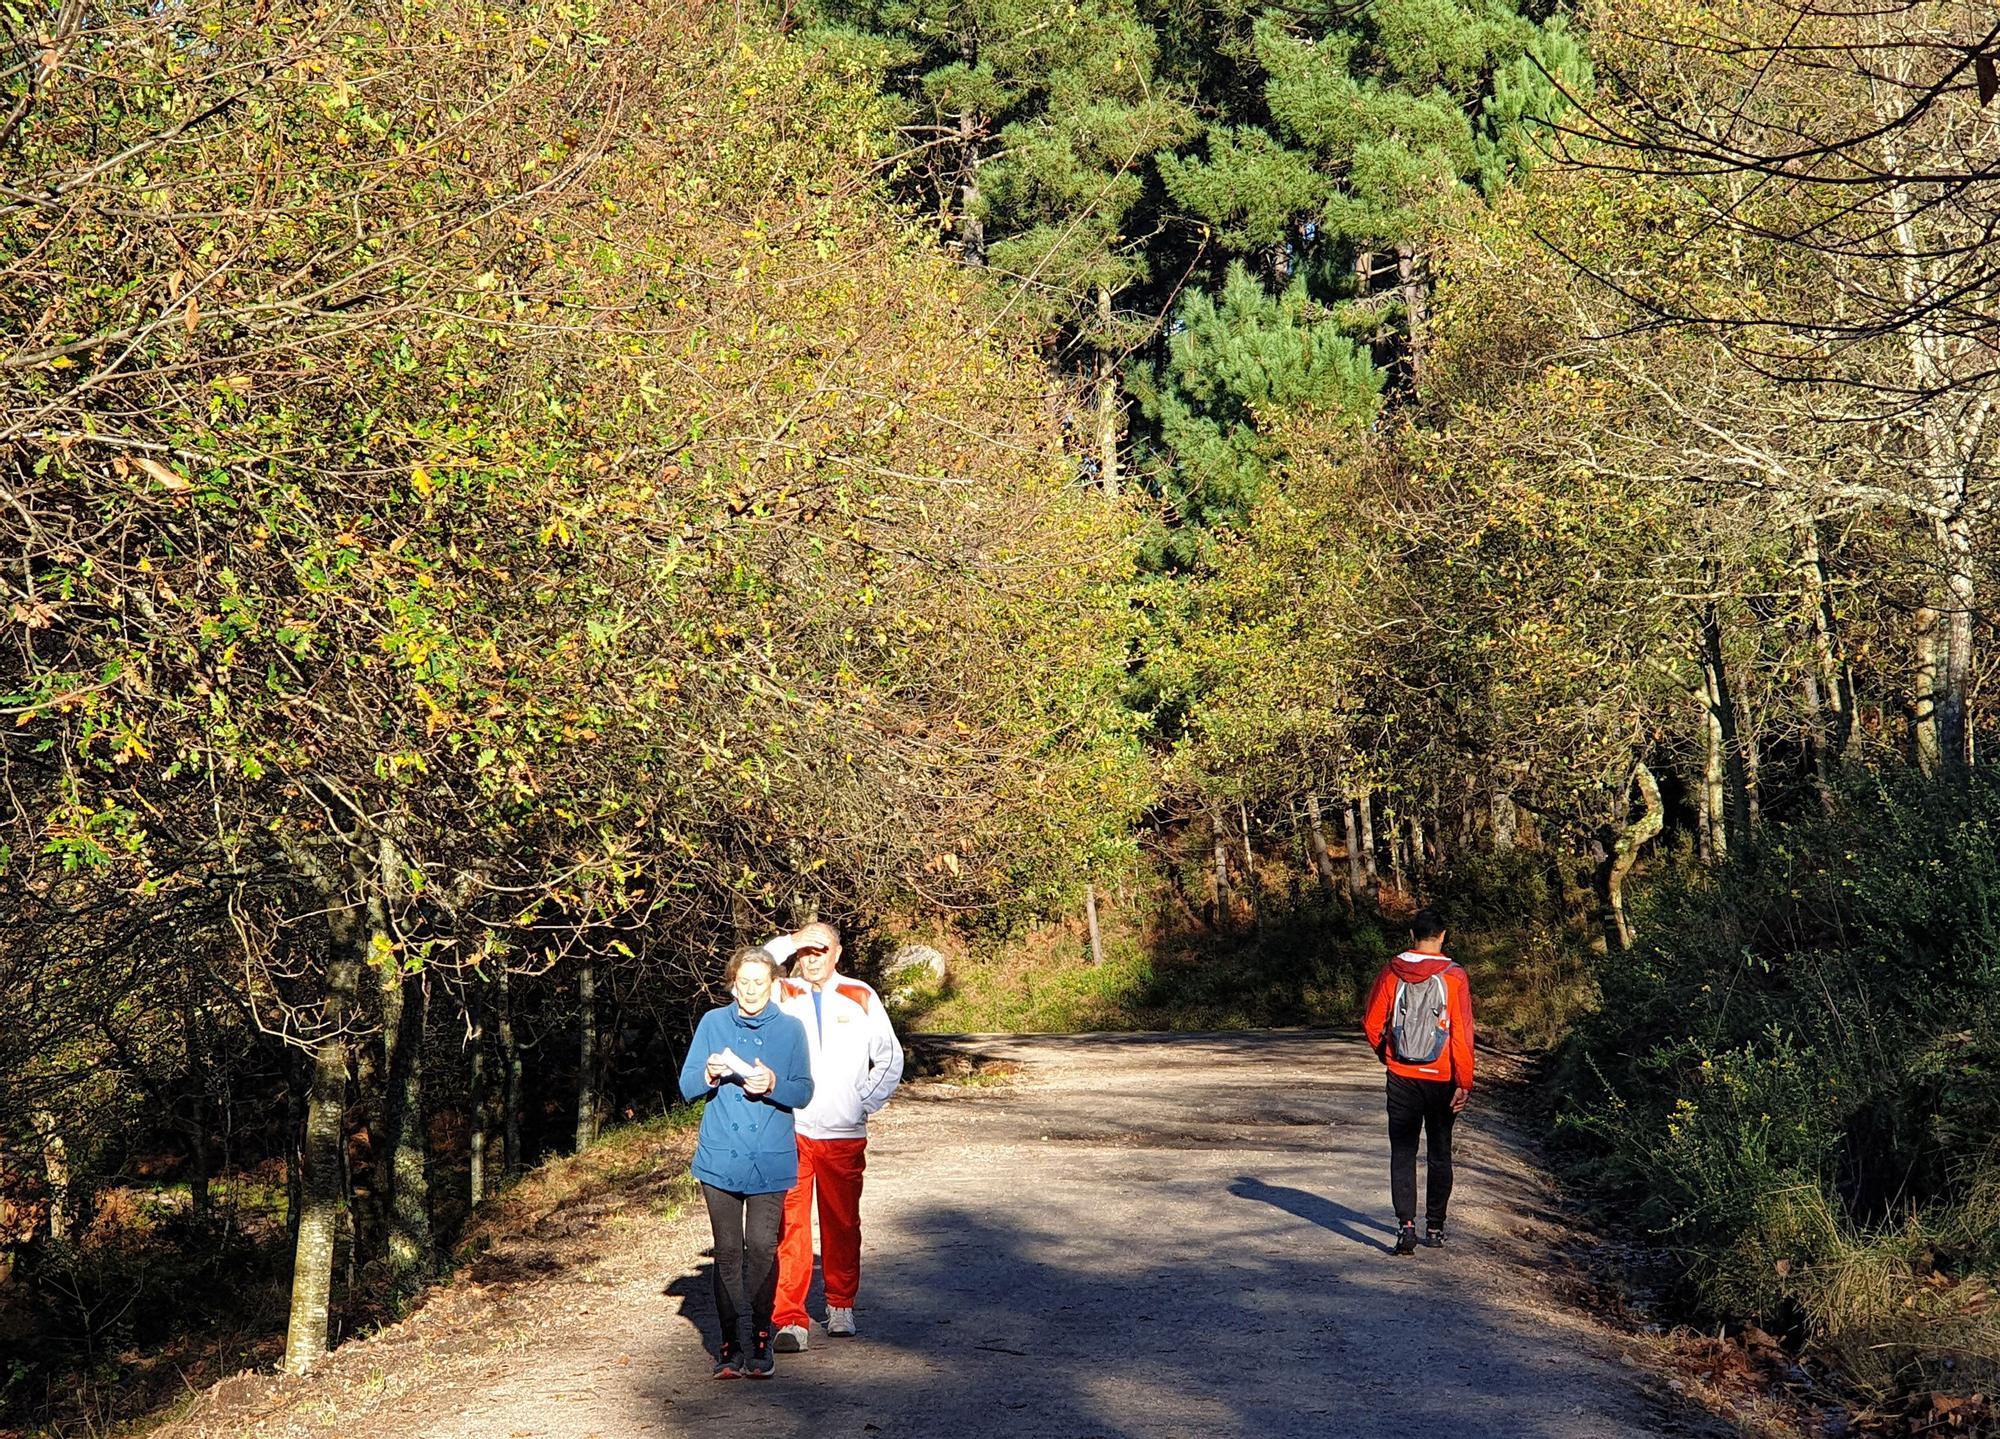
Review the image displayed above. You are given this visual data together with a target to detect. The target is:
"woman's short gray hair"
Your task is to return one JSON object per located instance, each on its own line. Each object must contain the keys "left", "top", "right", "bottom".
{"left": 724, "top": 945, "right": 777, "bottom": 987}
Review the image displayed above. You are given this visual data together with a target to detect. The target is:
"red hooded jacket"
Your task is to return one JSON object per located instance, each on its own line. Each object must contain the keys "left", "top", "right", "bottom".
{"left": 1362, "top": 951, "right": 1475, "bottom": 1090}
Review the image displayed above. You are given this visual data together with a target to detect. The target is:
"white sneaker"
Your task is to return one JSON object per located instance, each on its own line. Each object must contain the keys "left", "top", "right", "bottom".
{"left": 825, "top": 1306, "right": 857, "bottom": 1337}
{"left": 773, "top": 1324, "right": 809, "bottom": 1353}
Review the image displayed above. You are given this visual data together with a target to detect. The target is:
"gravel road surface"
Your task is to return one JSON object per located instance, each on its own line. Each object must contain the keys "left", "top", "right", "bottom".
{"left": 178, "top": 1030, "right": 1706, "bottom": 1439}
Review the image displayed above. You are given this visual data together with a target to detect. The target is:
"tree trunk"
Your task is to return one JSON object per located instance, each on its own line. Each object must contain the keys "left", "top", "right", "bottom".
{"left": 1802, "top": 671, "right": 1836, "bottom": 812}
{"left": 1744, "top": 729, "right": 1762, "bottom": 833}
{"left": 285, "top": 1053, "right": 306, "bottom": 1233}
{"left": 1094, "top": 283, "right": 1120, "bottom": 497}
{"left": 1696, "top": 687, "right": 1728, "bottom": 867}
{"left": 1490, "top": 788, "right": 1518, "bottom": 850}
{"left": 1210, "top": 804, "right": 1232, "bottom": 929}
{"left": 1408, "top": 812, "right": 1426, "bottom": 883}
{"left": 1699, "top": 602, "right": 1750, "bottom": 852}
{"left": 467, "top": 993, "right": 488, "bottom": 1210}
{"left": 1937, "top": 511, "right": 1975, "bottom": 776}
{"left": 386, "top": 974, "right": 430, "bottom": 1280}
{"left": 575, "top": 960, "right": 599, "bottom": 1153}
{"left": 1342, "top": 799, "right": 1367, "bottom": 900}
{"left": 1596, "top": 762, "right": 1665, "bottom": 952}
{"left": 1303, "top": 793, "right": 1344, "bottom": 903}
{"left": 357, "top": 1025, "right": 386, "bottom": 1255}
{"left": 1799, "top": 525, "right": 1854, "bottom": 762}
{"left": 1356, "top": 790, "right": 1380, "bottom": 896}
{"left": 284, "top": 905, "right": 364, "bottom": 1374}
{"left": 1238, "top": 799, "right": 1262, "bottom": 933}
{"left": 371, "top": 840, "right": 431, "bottom": 1284}
{"left": 1396, "top": 244, "right": 1427, "bottom": 383}
{"left": 1085, "top": 883, "right": 1104, "bottom": 967}
{"left": 1384, "top": 805, "right": 1406, "bottom": 899}
{"left": 1877, "top": 125, "right": 1975, "bottom": 777}
{"left": 956, "top": 111, "right": 984, "bottom": 267}
{"left": 1912, "top": 604, "right": 1942, "bottom": 775}
{"left": 497, "top": 964, "right": 522, "bottom": 1176}
{"left": 30, "top": 1112, "right": 66, "bottom": 1244}
{"left": 182, "top": 975, "right": 210, "bottom": 1216}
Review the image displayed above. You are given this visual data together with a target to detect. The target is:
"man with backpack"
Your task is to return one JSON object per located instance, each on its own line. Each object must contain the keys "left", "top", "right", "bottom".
{"left": 1361, "top": 908, "right": 1475, "bottom": 1256}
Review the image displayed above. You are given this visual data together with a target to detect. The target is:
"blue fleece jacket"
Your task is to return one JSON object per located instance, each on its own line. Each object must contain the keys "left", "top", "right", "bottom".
{"left": 678, "top": 1001, "right": 814, "bottom": 1194}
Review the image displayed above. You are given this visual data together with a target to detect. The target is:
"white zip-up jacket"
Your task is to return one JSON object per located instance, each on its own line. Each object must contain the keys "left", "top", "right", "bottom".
{"left": 763, "top": 939, "right": 905, "bottom": 1141}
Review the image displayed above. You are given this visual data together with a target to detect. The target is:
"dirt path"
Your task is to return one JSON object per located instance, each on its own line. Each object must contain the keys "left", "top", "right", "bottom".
{"left": 170, "top": 1032, "right": 1722, "bottom": 1439}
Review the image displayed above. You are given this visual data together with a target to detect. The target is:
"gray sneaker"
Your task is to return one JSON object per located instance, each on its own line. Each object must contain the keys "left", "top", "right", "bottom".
{"left": 774, "top": 1324, "right": 809, "bottom": 1353}
{"left": 826, "top": 1306, "right": 857, "bottom": 1337}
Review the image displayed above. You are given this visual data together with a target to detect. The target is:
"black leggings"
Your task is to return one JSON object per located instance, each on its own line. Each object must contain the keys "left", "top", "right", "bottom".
{"left": 701, "top": 1183, "right": 785, "bottom": 1349}
{"left": 1386, "top": 1074, "right": 1458, "bottom": 1228}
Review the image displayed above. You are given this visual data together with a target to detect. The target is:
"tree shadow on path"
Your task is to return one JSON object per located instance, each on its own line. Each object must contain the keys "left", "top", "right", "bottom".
{"left": 632, "top": 1192, "right": 1697, "bottom": 1439}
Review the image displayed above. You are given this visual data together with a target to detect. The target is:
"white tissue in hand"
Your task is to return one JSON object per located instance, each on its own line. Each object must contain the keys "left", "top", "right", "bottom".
{"left": 716, "top": 1046, "right": 757, "bottom": 1078}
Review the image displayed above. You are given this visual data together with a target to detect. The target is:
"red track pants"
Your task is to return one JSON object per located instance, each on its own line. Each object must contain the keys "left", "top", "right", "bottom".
{"left": 774, "top": 1134, "right": 867, "bottom": 1328}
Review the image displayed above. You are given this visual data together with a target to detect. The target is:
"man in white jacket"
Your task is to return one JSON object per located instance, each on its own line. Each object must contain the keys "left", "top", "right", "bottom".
{"left": 761, "top": 922, "right": 903, "bottom": 1350}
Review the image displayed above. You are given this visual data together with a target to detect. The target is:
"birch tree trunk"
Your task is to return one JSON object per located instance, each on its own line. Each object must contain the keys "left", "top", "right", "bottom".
{"left": 1876, "top": 75, "right": 1978, "bottom": 778}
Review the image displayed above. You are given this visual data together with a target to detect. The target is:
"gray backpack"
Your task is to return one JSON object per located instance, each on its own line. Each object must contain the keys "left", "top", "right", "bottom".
{"left": 1390, "top": 973, "right": 1450, "bottom": 1065}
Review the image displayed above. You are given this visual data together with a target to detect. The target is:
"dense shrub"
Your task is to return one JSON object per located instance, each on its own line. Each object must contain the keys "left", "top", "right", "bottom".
{"left": 1560, "top": 769, "right": 2000, "bottom": 1394}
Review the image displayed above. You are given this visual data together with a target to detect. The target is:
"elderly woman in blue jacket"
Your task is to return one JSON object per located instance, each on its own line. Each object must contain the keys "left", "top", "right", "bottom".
{"left": 679, "top": 945, "right": 813, "bottom": 1379}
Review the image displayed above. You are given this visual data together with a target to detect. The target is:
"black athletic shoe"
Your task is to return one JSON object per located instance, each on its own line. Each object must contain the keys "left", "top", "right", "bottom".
{"left": 1394, "top": 1223, "right": 1419, "bottom": 1256}
{"left": 748, "top": 1332, "right": 776, "bottom": 1378}
{"left": 713, "top": 1343, "right": 744, "bottom": 1379}
{"left": 1424, "top": 1227, "right": 1446, "bottom": 1250}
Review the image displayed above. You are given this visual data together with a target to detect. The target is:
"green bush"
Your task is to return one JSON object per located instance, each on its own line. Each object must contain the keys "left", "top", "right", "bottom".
{"left": 1559, "top": 768, "right": 2000, "bottom": 1397}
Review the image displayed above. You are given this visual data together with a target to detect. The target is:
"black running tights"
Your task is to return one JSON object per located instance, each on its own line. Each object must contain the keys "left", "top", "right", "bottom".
{"left": 1385, "top": 1074, "right": 1458, "bottom": 1228}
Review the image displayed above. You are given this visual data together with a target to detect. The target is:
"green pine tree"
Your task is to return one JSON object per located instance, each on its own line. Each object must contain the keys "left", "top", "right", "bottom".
{"left": 1131, "top": 262, "right": 1383, "bottom": 551}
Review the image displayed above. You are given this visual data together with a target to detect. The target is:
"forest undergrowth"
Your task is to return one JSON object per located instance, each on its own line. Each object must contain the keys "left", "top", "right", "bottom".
{"left": 1555, "top": 774, "right": 2000, "bottom": 1420}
